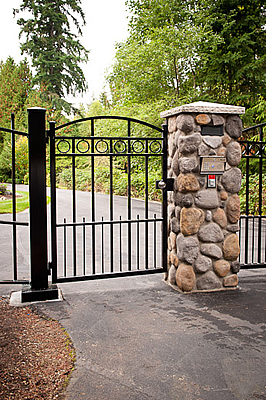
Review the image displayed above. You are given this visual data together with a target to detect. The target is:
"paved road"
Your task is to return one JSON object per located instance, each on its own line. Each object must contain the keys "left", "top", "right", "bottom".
{"left": 1, "top": 186, "right": 266, "bottom": 399}
{"left": 0, "top": 185, "right": 162, "bottom": 282}
{"left": 30, "top": 271, "right": 266, "bottom": 399}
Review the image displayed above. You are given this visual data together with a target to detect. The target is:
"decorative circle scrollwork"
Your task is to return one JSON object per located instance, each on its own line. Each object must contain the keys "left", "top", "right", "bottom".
{"left": 240, "top": 143, "right": 247, "bottom": 156}
{"left": 252, "top": 143, "right": 261, "bottom": 156}
{"left": 114, "top": 140, "right": 126, "bottom": 153}
{"left": 132, "top": 140, "right": 144, "bottom": 153}
{"left": 57, "top": 139, "right": 71, "bottom": 154}
{"left": 76, "top": 139, "right": 90, "bottom": 153}
{"left": 95, "top": 139, "right": 109, "bottom": 154}
{"left": 149, "top": 140, "right": 162, "bottom": 154}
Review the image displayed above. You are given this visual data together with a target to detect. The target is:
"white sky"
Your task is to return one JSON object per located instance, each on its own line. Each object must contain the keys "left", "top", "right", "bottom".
{"left": 0, "top": 1, "right": 129, "bottom": 106}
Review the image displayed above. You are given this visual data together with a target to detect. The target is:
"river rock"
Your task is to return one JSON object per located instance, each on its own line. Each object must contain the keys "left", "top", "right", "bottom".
{"left": 217, "top": 146, "right": 226, "bottom": 157}
{"left": 198, "top": 143, "right": 210, "bottom": 156}
{"left": 222, "top": 133, "right": 232, "bottom": 146}
{"left": 223, "top": 274, "right": 238, "bottom": 287}
{"left": 195, "top": 190, "right": 219, "bottom": 209}
{"left": 202, "top": 136, "right": 223, "bottom": 149}
{"left": 176, "top": 114, "right": 194, "bottom": 134}
{"left": 205, "top": 210, "right": 212, "bottom": 222}
{"left": 177, "top": 234, "right": 199, "bottom": 264}
{"left": 195, "top": 114, "right": 211, "bottom": 125}
{"left": 169, "top": 134, "right": 177, "bottom": 158}
{"left": 221, "top": 168, "right": 242, "bottom": 193}
{"left": 176, "top": 174, "right": 200, "bottom": 193}
{"left": 227, "top": 194, "right": 240, "bottom": 223}
{"left": 178, "top": 157, "right": 198, "bottom": 173}
{"left": 201, "top": 243, "right": 223, "bottom": 259}
{"left": 214, "top": 260, "right": 231, "bottom": 277}
{"left": 180, "top": 207, "right": 205, "bottom": 236}
{"left": 226, "top": 141, "right": 242, "bottom": 166}
{"left": 227, "top": 223, "right": 240, "bottom": 233}
{"left": 168, "top": 117, "right": 177, "bottom": 133}
{"left": 196, "top": 271, "right": 222, "bottom": 290}
{"left": 168, "top": 265, "right": 177, "bottom": 285}
{"left": 171, "top": 252, "right": 179, "bottom": 267}
{"left": 175, "top": 206, "right": 181, "bottom": 218}
{"left": 168, "top": 203, "right": 175, "bottom": 218}
{"left": 223, "top": 234, "right": 240, "bottom": 260}
{"left": 231, "top": 260, "right": 241, "bottom": 273}
{"left": 220, "top": 191, "right": 228, "bottom": 201}
{"left": 198, "top": 222, "right": 224, "bottom": 242}
{"left": 170, "top": 217, "right": 180, "bottom": 234}
{"left": 213, "top": 208, "right": 227, "bottom": 228}
{"left": 172, "top": 151, "right": 179, "bottom": 175}
{"left": 178, "top": 133, "right": 201, "bottom": 154}
{"left": 212, "top": 115, "right": 225, "bottom": 126}
{"left": 176, "top": 264, "right": 196, "bottom": 292}
{"left": 225, "top": 115, "right": 243, "bottom": 139}
{"left": 194, "top": 254, "right": 212, "bottom": 273}
{"left": 174, "top": 192, "right": 194, "bottom": 208}
{"left": 170, "top": 232, "right": 177, "bottom": 251}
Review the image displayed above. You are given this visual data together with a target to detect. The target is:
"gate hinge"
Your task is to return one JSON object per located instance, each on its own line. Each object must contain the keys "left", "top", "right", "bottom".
{"left": 156, "top": 178, "right": 174, "bottom": 191}
{"left": 47, "top": 262, "right": 52, "bottom": 275}
{"left": 45, "top": 130, "right": 50, "bottom": 144}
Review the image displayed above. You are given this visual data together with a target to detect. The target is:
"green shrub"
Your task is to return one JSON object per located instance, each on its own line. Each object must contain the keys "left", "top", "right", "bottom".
{"left": 239, "top": 174, "right": 266, "bottom": 215}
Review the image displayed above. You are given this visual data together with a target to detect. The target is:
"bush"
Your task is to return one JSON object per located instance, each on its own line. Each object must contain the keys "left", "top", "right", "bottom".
{"left": 0, "top": 183, "right": 7, "bottom": 195}
{"left": 239, "top": 174, "right": 266, "bottom": 215}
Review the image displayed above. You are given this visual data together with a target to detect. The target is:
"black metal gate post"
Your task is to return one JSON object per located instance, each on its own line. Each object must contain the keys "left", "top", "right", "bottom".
{"left": 22, "top": 107, "right": 58, "bottom": 302}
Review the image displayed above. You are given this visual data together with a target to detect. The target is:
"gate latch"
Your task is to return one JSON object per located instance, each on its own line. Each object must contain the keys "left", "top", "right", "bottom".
{"left": 156, "top": 178, "right": 174, "bottom": 191}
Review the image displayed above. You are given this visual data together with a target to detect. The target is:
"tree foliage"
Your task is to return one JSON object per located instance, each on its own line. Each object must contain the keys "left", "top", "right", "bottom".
{"left": 0, "top": 57, "right": 32, "bottom": 131}
{"left": 108, "top": 0, "right": 266, "bottom": 124}
{"left": 14, "top": 0, "right": 89, "bottom": 98}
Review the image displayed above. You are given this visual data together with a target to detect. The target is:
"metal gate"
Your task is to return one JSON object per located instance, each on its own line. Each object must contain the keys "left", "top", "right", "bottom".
{"left": 48, "top": 116, "right": 168, "bottom": 283}
{"left": 239, "top": 122, "right": 266, "bottom": 269}
{"left": 0, "top": 114, "right": 29, "bottom": 284}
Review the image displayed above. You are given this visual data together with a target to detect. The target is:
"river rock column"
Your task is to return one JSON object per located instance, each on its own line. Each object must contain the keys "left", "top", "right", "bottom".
{"left": 161, "top": 101, "right": 245, "bottom": 292}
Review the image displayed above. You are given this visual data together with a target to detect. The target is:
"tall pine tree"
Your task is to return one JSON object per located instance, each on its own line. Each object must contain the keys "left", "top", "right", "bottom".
{"left": 14, "top": 0, "right": 89, "bottom": 98}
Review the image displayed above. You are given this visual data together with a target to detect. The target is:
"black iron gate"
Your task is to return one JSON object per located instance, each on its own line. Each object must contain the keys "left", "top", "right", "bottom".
{"left": 239, "top": 122, "right": 266, "bottom": 269}
{"left": 0, "top": 114, "right": 29, "bottom": 284}
{"left": 49, "top": 116, "right": 168, "bottom": 283}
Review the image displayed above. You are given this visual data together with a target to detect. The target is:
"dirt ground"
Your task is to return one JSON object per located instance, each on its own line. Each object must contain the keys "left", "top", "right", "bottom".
{"left": 0, "top": 296, "right": 75, "bottom": 400}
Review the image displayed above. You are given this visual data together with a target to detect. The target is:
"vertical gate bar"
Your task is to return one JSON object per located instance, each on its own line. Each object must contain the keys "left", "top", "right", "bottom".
{"left": 63, "top": 218, "right": 67, "bottom": 277}
{"left": 252, "top": 217, "right": 255, "bottom": 263}
{"left": 28, "top": 107, "right": 48, "bottom": 291}
{"left": 257, "top": 128, "right": 263, "bottom": 263}
{"left": 91, "top": 119, "right": 96, "bottom": 274}
{"left": 145, "top": 140, "right": 149, "bottom": 269}
{"left": 83, "top": 217, "right": 86, "bottom": 275}
{"left": 245, "top": 146, "right": 250, "bottom": 264}
{"left": 119, "top": 216, "right": 122, "bottom": 272}
{"left": 239, "top": 217, "right": 242, "bottom": 264}
{"left": 101, "top": 216, "right": 104, "bottom": 273}
{"left": 11, "top": 113, "right": 17, "bottom": 280}
{"left": 162, "top": 124, "right": 168, "bottom": 272}
{"left": 49, "top": 121, "right": 57, "bottom": 282}
{"left": 72, "top": 138, "right": 77, "bottom": 276}
{"left": 127, "top": 120, "right": 132, "bottom": 271}
{"left": 265, "top": 216, "right": 266, "bottom": 263}
{"left": 137, "top": 214, "right": 140, "bottom": 270}
{"left": 110, "top": 139, "right": 114, "bottom": 273}
{"left": 153, "top": 214, "right": 157, "bottom": 269}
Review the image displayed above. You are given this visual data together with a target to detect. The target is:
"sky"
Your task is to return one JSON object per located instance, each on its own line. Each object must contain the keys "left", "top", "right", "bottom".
{"left": 0, "top": 1, "right": 129, "bottom": 106}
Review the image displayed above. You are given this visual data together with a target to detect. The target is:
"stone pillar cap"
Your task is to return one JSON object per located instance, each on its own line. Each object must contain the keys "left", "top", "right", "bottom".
{"left": 160, "top": 101, "right": 245, "bottom": 118}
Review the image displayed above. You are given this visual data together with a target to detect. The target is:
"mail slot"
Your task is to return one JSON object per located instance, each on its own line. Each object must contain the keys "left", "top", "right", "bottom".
{"left": 201, "top": 125, "right": 224, "bottom": 136}
{"left": 200, "top": 156, "right": 226, "bottom": 175}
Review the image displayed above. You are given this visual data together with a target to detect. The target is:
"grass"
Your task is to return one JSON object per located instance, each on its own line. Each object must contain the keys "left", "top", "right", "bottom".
{"left": 0, "top": 191, "right": 51, "bottom": 214}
